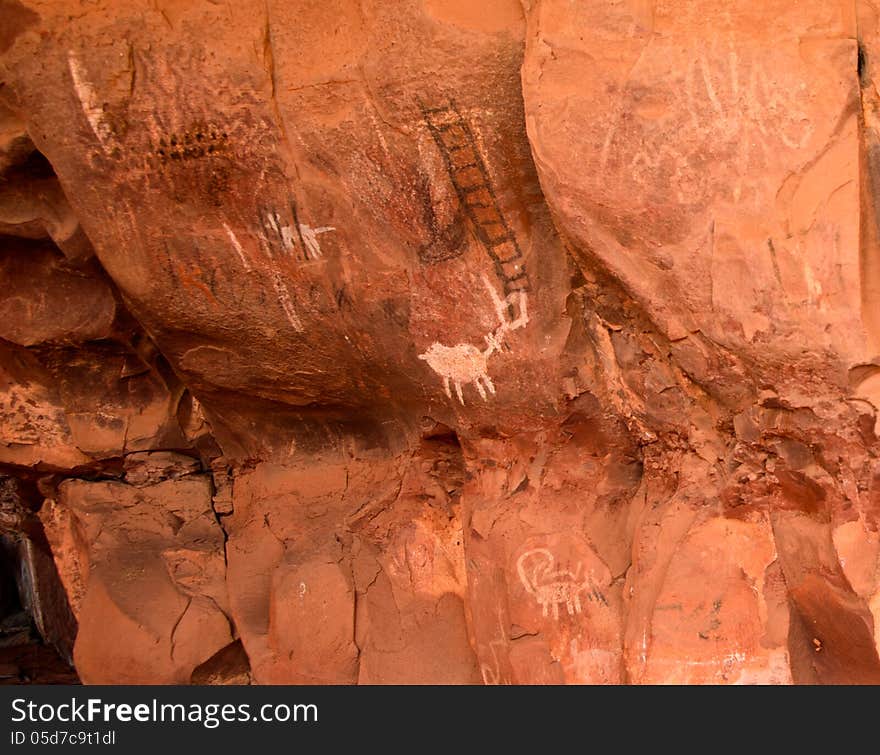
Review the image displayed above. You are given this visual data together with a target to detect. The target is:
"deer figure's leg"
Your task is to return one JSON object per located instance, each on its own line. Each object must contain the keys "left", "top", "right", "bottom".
{"left": 552, "top": 600, "right": 560, "bottom": 621}
{"left": 474, "top": 377, "right": 488, "bottom": 401}
{"left": 482, "top": 373, "right": 496, "bottom": 395}
{"left": 454, "top": 380, "right": 465, "bottom": 405}
{"left": 442, "top": 376, "right": 452, "bottom": 400}
{"left": 541, "top": 599, "right": 549, "bottom": 618}
{"left": 574, "top": 594, "right": 582, "bottom": 614}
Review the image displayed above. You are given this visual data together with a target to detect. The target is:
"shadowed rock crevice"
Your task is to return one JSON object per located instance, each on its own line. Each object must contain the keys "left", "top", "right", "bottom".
{"left": 0, "top": 476, "right": 78, "bottom": 683}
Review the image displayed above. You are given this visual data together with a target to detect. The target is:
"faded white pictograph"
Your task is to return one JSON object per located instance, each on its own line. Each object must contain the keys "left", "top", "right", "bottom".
{"left": 263, "top": 211, "right": 298, "bottom": 254}
{"left": 516, "top": 548, "right": 594, "bottom": 621}
{"left": 270, "top": 269, "right": 304, "bottom": 333}
{"left": 223, "top": 223, "right": 252, "bottom": 271}
{"left": 418, "top": 276, "right": 528, "bottom": 405}
{"left": 480, "top": 645, "right": 504, "bottom": 685}
{"left": 601, "top": 38, "right": 813, "bottom": 205}
{"left": 68, "top": 51, "right": 113, "bottom": 152}
{"left": 563, "top": 637, "right": 621, "bottom": 683}
{"left": 227, "top": 208, "right": 328, "bottom": 333}
{"left": 682, "top": 46, "right": 814, "bottom": 152}
{"left": 298, "top": 223, "right": 335, "bottom": 260}
{"left": 263, "top": 211, "right": 335, "bottom": 261}
{"left": 479, "top": 614, "right": 510, "bottom": 686}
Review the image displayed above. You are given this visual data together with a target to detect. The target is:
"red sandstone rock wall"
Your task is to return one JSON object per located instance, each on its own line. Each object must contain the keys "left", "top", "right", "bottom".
{"left": 1, "top": 0, "right": 880, "bottom": 684}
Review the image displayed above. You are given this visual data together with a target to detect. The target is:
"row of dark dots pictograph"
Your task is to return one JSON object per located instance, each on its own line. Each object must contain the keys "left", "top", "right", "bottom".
{"left": 154, "top": 126, "right": 229, "bottom": 162}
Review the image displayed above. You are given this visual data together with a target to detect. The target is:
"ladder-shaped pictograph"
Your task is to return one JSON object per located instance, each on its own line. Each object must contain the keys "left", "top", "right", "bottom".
{"left": 420, "top": 101, "right": 530, "bottom": 298}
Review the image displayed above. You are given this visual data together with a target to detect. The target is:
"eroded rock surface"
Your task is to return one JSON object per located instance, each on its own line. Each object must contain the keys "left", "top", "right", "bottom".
{"left": 1, "top": 0, "right": 880, "bottom": 683}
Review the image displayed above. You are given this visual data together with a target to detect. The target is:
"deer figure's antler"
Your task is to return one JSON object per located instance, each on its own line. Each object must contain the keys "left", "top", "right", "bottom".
{"left": 482, "top": 274, "right": 511, "bottom": 330}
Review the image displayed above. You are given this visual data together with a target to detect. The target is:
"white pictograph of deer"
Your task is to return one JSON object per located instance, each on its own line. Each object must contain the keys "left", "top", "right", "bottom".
{"left": 418, "top": 276, "right": 528, "bottom": 405}
{"left": 516, "top": 549, "right": 592, "bottom": 620}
